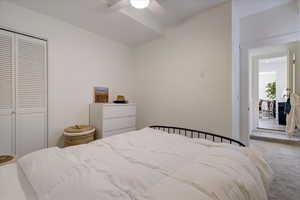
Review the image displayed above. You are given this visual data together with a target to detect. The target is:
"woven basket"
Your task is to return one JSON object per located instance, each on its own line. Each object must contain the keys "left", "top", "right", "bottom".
{"left": 64, "top": 125, "right": 94, "bottom": 133}
{"left": 64, "top": 125, "right": 95, "bottom": 147}
{"left": 0, "top": 155, "right": 16, "bottom": 166}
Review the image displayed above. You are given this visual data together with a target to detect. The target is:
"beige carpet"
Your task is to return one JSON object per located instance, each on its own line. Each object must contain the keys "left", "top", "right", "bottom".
{"left": 250, "top": 140, "right": 300, "bottom": 200}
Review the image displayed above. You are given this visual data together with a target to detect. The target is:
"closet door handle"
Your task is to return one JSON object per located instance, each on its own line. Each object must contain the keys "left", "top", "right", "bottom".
{"left": 11, "top": 111, "right": 16, "bottom": 115}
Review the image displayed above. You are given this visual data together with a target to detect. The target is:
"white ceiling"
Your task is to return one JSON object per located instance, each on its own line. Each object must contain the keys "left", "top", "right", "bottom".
{"left": 6, "top": 0, "right": 294, "bottom": 46}
{"left": 235, "top": 0, "right": 294, "bottom": 18}
{"left": 7, "top": 0, "right": 226, "bottom": 46}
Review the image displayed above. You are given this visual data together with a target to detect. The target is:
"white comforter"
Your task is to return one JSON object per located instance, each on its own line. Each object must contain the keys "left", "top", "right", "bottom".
{"left": 18, "top": 128, "right": 273, "bottom": 200}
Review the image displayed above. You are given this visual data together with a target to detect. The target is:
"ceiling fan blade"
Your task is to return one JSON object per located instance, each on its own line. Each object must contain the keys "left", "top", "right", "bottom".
{"left": 120, "top": 6, "right": 164, "bottom": 34}
{"left": 148, "top": 0, "right": 166, "bottom": 15}
{"left": 97, "top": 0, "right": 129, "bottom": 13}
{"left": 108, "top": 0, "right": 129, "bottom": 10}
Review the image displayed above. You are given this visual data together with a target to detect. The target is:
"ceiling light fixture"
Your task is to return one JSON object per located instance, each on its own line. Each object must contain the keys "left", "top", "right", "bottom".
{"left": 130, "top": 0, "right": 150, "bottom": 9}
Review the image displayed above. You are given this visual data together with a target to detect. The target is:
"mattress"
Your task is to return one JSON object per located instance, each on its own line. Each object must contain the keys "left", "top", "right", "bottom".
{"left": 1, "top": 128, "right": 273, "bottom": 200}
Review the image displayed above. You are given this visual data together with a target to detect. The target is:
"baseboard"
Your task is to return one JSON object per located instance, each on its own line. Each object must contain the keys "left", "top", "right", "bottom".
{"left": 250, "top": 134, "right": 300, "bottom": 146}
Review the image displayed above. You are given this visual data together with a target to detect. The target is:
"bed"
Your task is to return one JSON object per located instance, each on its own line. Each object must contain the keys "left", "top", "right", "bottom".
{"left": 0, "top": 126, "right": 273, "bottom": 200}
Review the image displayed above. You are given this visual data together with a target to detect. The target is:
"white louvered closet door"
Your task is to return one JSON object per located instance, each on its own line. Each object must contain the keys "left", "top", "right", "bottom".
{"left": 16, "top": 35, "right": 47, "bottom": 157}
{"left": 0, "top": 30, "right": 14, "bottom": 155}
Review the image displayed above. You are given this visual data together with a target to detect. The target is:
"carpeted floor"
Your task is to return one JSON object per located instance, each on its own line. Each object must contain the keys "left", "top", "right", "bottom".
{"left": 250, "top": 140, "right": 300, "bottom": 200}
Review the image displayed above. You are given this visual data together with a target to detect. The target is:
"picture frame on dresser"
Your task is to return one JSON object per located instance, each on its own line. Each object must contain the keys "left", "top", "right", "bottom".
{"left": 94, "top": 87, "right": 109, "bottom": 103}
{"left": 89, "top": 103, "right": 136, "bottom": 139}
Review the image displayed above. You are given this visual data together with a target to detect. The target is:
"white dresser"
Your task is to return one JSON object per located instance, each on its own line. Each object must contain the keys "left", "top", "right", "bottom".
{"left": 89, "top": 103, "right": 136, "bottom": 138}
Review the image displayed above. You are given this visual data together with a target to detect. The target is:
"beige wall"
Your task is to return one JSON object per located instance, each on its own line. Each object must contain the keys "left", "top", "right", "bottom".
{"left": 133, "top": 3, "right": 233, "bottom": 137}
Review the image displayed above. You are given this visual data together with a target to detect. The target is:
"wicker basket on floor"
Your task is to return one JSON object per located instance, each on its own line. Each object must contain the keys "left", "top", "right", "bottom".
{"left": 0, "top": 155, "right": 16, "bottom": 166}
{"left": 64, "top": 125, "right": 95, "bottom": 147}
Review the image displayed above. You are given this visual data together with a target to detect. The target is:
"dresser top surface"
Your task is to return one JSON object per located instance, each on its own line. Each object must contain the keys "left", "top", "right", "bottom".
{"left": 91, "top": 103, "right": 136, "bottom": 106}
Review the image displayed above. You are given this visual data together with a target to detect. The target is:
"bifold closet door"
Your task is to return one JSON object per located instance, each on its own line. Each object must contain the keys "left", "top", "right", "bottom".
{"left": 16, "top": 35, "right": 47, "bottom": 156}
{"left": 0, "top": 30, "right": 14, "bottom": 155}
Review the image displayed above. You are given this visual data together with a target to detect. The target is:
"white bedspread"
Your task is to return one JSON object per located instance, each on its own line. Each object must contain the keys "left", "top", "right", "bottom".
{"left": 0, "top": 163, "right": 37, "bottom": 200}
{"left": 18, "top": 128, "right": 273, "bottom": 200}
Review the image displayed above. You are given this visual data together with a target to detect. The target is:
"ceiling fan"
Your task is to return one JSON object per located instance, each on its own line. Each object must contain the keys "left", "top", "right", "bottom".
{"left": 100, "top": 0, "right": 166, "bottom": 15}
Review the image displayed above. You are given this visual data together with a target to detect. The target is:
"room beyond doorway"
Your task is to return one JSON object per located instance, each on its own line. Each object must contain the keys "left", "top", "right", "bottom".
{"left": 257, "top": 56, "right": 287, "bottom": 132}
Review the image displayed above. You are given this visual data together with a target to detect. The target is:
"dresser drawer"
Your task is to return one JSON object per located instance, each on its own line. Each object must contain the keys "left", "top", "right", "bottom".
{"left": 103, "top": 117, "right": 136, "bottom": 132}
{"left": 90, "top": 103, "right": 136, "bottom": 139}
{"left": 103, "top": 105, "right": 136, "bottom": 119}
{"left": 103, "top": 127, "right": 136, "bottom": 138}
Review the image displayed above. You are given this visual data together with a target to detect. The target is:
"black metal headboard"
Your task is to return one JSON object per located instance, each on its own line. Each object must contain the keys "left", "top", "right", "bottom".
{"left": 150, "top": 126, "right": 245, "bottom": 147}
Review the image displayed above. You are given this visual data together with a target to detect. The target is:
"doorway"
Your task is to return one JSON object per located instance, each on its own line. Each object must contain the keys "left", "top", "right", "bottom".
{"left": 239, "top": 35, "right": 300, "bottom": 146}
{"left": 247, "top": 41, "right": 300, "bottom": 142}
{"left": 249, "top": 46, "right": 291, "bottom": 135}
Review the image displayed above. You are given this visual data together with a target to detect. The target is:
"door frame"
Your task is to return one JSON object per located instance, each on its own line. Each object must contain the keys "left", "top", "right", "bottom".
{"left": 250, "top": 52, "right": 288, "bottom": 132}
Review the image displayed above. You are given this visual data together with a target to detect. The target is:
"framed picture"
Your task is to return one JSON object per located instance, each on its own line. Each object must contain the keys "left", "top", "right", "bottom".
{"left": 94, "top": 87, "right": 109, "bottom": 103}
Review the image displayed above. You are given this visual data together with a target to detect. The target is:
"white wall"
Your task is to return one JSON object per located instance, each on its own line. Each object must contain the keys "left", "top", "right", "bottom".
{"left": 0, "top": 1, "right": 134, "bottom": 147}
{"left": 240, "top": 1, "right": 300, "bottom": 46}
{"left": 133, "top": 3, "right": 233, "bottom": 137}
